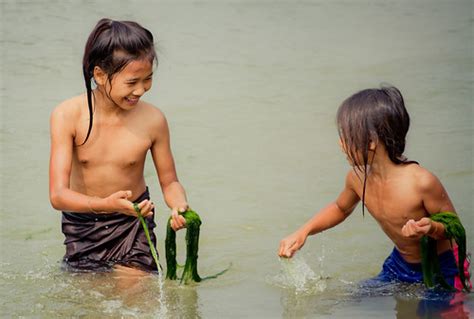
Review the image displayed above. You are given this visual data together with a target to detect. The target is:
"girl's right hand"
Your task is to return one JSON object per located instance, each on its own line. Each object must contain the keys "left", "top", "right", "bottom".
{"left": 103, "top": 190, "right": 154, "bottom": 217}
{"left": 278, "top": 230, "right": 307, "bottom": 258}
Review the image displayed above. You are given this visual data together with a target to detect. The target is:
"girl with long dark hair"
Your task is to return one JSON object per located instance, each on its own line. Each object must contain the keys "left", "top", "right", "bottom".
{"left": 49, "top": 18, "right": 187, "bottom": 274}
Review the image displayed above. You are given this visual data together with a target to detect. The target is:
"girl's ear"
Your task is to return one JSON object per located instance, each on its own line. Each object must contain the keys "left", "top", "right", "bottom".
{"left": 93, "top": 66, "right": 107, "bottom": 86}
{"left": 369, "top": 139, "right": 378, "bottom": 151}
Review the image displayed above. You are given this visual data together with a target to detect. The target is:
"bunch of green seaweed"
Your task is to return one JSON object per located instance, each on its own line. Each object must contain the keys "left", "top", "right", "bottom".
{"left": 165, "top": 209, "right": 203, "bottom": 284}
{"left": 134, "top": 205, "right": 228, "bottom": 284}
{"left": 420, "top": 212, "right": 470, "bottom": 292}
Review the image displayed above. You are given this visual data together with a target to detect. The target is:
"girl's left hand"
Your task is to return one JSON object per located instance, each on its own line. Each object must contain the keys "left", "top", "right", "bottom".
{"left": 170, "top": 205, "right": 188, "bottom": 231}
{"left": 401, "top": 218, "right": 432, "bottom": 238}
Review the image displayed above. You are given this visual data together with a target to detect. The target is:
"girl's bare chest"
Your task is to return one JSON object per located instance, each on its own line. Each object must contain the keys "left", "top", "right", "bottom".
{"left": 74, "top": 125, "right": 152, "bottom": 167}
{"left": 355, "top": 180, "right": 426, "bottom": 222}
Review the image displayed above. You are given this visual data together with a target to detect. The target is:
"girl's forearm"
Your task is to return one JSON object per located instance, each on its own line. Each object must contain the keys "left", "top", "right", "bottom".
{"left": 300, "top": 202, "right": 350, "bottom": 237}
{"left": 50, "top": 188, "right": 108, "bottom": 213}
{"left": 162, "top": 181, "right": 188, "bottom": 209}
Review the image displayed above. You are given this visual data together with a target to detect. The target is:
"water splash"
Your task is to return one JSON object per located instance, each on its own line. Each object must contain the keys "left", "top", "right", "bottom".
{"left": 270, "top": 255, "right": 328, "bottom": 294}
{"left": 155, "top": 267, "right": 168, "bottom": 318}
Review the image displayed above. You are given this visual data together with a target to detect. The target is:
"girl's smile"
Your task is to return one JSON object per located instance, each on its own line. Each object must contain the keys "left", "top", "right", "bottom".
{"left": 124, "top": 96, "right": 140, "bottom": 106}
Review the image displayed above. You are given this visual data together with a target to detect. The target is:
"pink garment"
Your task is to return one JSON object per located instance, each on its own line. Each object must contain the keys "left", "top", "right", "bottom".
{"left": 452, "top": 245, "right": 472, "bottom": 291}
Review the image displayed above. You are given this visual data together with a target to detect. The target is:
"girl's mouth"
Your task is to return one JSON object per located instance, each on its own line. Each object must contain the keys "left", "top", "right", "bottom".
{"left": 125, "top": 97, "right": 139, "bottom": 105}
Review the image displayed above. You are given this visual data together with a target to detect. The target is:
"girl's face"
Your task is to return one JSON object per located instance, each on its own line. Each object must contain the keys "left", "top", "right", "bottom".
{"left": 339, "top": 136, "right": 377, "bottom": 168}
{"left": 339, "top": 137, "right": 363, "bottom": 167}
{"left": 102, "top": 58, "right": 153, "bottom": 110}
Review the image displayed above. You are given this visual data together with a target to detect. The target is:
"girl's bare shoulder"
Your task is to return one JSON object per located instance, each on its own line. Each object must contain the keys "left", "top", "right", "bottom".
{"left": 345, "top": 169, "right": 361, "bottom": 189}
{"left": 136, "top": 101, "right": 167, "bottom": 126}
{"left": 404, "top": 164, "right": 441, "bottom": 191}
{"left": 51, "top": 94, "right": 87, "bottom": 120}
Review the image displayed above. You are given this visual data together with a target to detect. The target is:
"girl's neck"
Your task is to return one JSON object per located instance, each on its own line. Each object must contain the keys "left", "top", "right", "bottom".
{"left": 92, "top": 88, "right": 123, "bottom": 117}
{"left": 367, "top": 145, "right": 398, "bottom": 180}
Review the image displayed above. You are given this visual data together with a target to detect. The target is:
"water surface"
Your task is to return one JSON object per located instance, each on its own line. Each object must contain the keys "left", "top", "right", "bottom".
{"left": 1, "top": 0, "right": 473, "bottom": 317}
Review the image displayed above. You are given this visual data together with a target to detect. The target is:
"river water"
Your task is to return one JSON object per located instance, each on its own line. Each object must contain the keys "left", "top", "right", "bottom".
{"left": 1, "top": 0, "right": 473, "bottom": 318}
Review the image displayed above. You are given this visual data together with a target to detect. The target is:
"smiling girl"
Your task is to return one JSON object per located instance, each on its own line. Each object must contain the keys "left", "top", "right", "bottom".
{"left": 49, "top": 18, "right": 187, "bottom": 274}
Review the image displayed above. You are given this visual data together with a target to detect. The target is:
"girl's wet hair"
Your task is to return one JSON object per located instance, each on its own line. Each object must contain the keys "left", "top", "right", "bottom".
{"left": 81, "top": 18, "right": 157, "bottom": 145}
{"left": 336, "top": 85, "right": 411, "bottom": 214}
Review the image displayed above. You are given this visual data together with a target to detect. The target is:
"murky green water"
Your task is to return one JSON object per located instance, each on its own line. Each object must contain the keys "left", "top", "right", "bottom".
{"left": 1, "top": 0, "right": 473, "bottom": 318}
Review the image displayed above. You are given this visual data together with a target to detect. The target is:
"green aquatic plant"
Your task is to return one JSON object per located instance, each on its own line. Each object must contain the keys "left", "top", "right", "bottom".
{"left": 134, "top": 205, "right": 228, "bottom": 283}
{"left": 133, "top": 203, "right": 161, "bottom": 270}
{"left": 165, "top": 209, "right": 202, "bottom": 284}
{"left": 420, "top": 212, "right": 470, "bottom": 292}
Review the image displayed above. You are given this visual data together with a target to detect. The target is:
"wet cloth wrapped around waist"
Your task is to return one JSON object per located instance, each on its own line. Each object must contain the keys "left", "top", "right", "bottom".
{"left": 61, "top": 188, "right": 158, "bottom": 272}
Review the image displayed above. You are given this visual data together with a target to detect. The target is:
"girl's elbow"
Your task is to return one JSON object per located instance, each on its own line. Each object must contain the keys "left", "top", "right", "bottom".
{"left": 49, "top": 191, "right": 63, "bottom": 210}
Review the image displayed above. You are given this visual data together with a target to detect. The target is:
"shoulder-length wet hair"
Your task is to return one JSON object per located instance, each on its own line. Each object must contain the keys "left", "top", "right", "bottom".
{"left": 336, "top": 85, "right": 411, "bottom": 214}
{"left": 81, "top": 18, "right": 157, "bottom": 145}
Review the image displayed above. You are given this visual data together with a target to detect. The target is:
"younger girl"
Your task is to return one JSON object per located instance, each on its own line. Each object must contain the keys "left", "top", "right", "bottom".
{"left": 49, "top": 18, "right": 187, "bottom": 273}
{"left": 278, "top": 86, "right": 470, "bottom": 290}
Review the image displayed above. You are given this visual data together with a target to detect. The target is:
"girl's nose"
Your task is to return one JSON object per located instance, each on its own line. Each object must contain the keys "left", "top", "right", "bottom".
{"left": 133, "top": 86, "right": 145, "bottom": 96}
{"left": 338, "top": 138, "right": 344, "bottom": 151}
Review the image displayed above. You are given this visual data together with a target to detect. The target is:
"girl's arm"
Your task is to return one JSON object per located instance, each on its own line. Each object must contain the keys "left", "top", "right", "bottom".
{"left": 402, "top": 169, "right": 455, "bottom": 240}
{"left": 150, "top": 109, "right": 188, "bottom": 231}
{"left": 49, "top": 102, "right": 152, "bottom": 216}
{"left": 278, "top": 171, "right": 360, "bottom": 258}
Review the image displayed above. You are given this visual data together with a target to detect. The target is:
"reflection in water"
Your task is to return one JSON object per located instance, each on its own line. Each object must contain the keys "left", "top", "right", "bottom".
{"left": 69, "top": 270, "right": 202, "bottom": 318}
{"left": 272, "top": 260, "right": 472, "bottom": 319}
{"left": 164, "top": 282, "right": 201, "bottom": 319}
{"left": 111, "top": 265, "right": 164, "bottom": 311}
{"left": 357, "top": 279, "right": 471, "bottom": 319}
{"left": 1, "top": 263, "right": 200, "bottom": 318}
{"left": 401, "top": 291, "right": 471, "bottom": 319}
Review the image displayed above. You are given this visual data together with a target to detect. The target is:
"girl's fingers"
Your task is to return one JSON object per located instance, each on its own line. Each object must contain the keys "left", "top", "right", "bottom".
{"left": 401, "top": 225, "right": 409, "bottom": 236}
{"left": 132, "top": 199, "right": 154, "bottom": 217}
{"left": 278, "top": 240, "right": 295, "bottom": 257}
{"left": 137, "top": 199, "right": 149, "bottom": 210}
{"left": 278, "top": 242, "right": 285, "bottom": 256}
{"left": 119, "top": 190, "right": 132, "bottom": 199}
{"left": 141, "top": 201, "right": 153, "bottom": 217}
{"left": 288, "top": 241, "right": 298, "bottom": 257}
{"left": 170, "top": 219, "right": 181, "bottom": 231}
{"left": 402, "top": 219, "right": 417, "bottom": 236}
{"left": 170, "top": 207, "right": 187, "bottom": 230}
{"left": 174, "top": 215, "right": 184, "bottom": 229}
{"left": 284, "top": 246, "right": 295, "bottom": 258}
{"left": 170, "top": 214, "right": 186, "bottom": 230}
{"left": 416, "top": 218, "right": 431, "bottom": 228}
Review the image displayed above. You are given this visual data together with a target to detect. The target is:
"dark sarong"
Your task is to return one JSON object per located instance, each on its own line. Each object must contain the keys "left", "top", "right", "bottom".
{"left": 61, "top": 188, "right": 158, "bottom": 273}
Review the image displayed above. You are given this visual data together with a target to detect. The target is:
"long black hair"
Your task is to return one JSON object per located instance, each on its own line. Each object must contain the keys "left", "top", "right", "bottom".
{"left": 336, "top": 85, "right": 411, "bottom": 215}
{"left": 81, "top": 18, "right": 157, "bottom": 145}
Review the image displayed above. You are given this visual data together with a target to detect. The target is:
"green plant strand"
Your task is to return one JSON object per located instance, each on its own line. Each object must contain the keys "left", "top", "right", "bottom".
{"left": 165, "top": 210, "right": 202, "bottom": 284}
{"left": 133, "top": 203, "right": 161, "bottom": 271}
{"left": 421, "top": 212, "right": 470, "bottom": 292}
{"left": 165, "top": 210, "right": 231, "bottom": 284}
